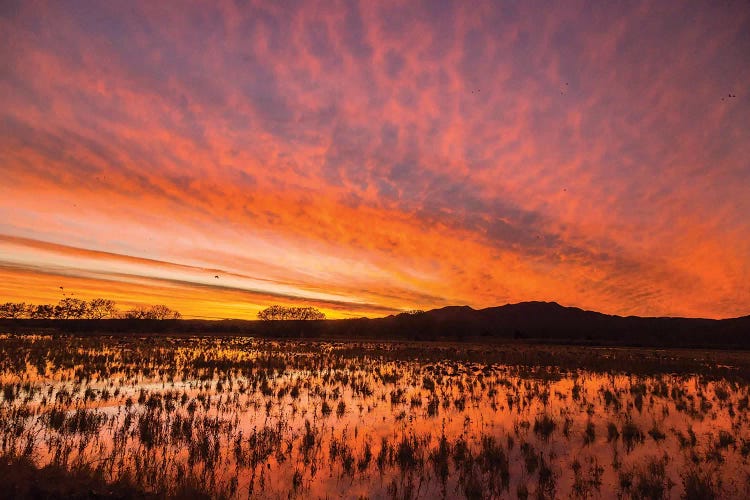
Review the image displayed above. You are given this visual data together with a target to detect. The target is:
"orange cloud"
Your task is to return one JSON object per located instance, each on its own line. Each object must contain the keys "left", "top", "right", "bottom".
{"left": 1, "top": 1, "right": 749, "bottom": 319}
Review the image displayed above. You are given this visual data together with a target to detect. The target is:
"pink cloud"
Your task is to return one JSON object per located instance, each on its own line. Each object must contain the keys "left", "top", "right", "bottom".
{"left": 1, "top": 0, "right": 748, "bottom": 319}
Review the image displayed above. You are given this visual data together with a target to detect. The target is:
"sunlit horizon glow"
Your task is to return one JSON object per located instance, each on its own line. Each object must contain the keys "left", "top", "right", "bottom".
{"left": 2, "top": 1, "right": 749, "bottom": 320}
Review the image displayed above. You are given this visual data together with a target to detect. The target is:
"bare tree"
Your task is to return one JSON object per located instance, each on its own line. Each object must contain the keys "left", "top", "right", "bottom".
{"left": 257, "top": 305, "right": 285, "bottom": 320}
{"left": 29, "top": 304, "right": 55, "bottom": 319}
{"left": 86, "top": 298, "right": 118, "bottom": 319}
{"left": 257, "top": 305, "right": 325, "bottom": 320}
{"left": 295, "top": 306, "right": 326, "bottom": 320}
{"left": 123, "top": 304, "right": 181, "bottom": 320}
{"left": 54, "top": 298, "right": 88, "bottom": 319}
{"left": 148, "top": 304, "right": 181, "bottom": 320}
{"left": 0, "top": 302, "right": 28, "bottom": 319}
{"left": 122, "top": 306, "right": 148, "bottom": 319}
{"left": 1, "top": 298, "right": 180, "bottom": 320}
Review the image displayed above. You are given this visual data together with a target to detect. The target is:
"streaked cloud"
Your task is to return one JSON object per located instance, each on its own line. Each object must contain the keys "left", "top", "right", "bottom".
{"left": 1, "top": 0, "right": 748, "bottom": 318}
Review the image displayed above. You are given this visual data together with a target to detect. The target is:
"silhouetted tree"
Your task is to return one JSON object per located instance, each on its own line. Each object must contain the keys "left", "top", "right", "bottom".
{"left": 148, "top": 304, "right": 182, "bottom": 320}
{"left": 86, "top": 298, "right": 118, "bottom": 319}
{"left": 54, "top": 298, "right": 88, "bottom": 319}
{"left": 0, "top": 298, "right": 181, "bottom": 320}
{"left": 123, "top": 304, "right": 181, "bottom": 320}
{"left": 29, "top": 304, "right": 55, "bottom": 319}
{"left": 0, "top": 302, "right": 27, "bottom": 319}
{"left": 122, "top": 306, "right": 148, "bottom": 319}
{"left": 257, "top": 305, "right": 284, "bottom": 320}
{"left": 257, "top": 305, "right": 325, "bottom": 320}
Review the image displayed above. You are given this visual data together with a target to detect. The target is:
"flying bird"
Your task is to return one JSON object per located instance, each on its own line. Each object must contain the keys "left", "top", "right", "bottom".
{"left": 215, "top": 275, "right": 220, "bottom": 279}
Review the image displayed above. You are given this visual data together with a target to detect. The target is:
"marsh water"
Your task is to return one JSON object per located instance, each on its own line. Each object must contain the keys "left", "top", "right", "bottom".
{"left": 1, "top": 334, "right": 749, "bottom": 498}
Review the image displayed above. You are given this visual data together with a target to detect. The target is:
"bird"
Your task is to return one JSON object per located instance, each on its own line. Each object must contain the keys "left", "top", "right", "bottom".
{"left": 215, "top": 275, "right": 220, "bottom": 279}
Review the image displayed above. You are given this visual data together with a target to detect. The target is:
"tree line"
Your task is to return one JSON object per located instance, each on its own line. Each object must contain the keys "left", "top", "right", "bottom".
{"left": 257, "top": 305, "right": 325, "bottom": 320}
{"left": 0, "top": 299, "right": 181, "bottom": 320}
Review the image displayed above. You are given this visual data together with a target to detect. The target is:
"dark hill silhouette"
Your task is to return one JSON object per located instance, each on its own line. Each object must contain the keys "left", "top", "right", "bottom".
{"left": 379, "top": 301, "right": 748, "bottom": 346}
{"left": 1, "top": 301, "right": 749, "bottom": 348}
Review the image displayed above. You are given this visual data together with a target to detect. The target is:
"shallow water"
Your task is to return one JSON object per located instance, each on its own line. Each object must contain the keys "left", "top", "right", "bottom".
{"left": 1, "top": 334, "right": 749, "bottom": 498}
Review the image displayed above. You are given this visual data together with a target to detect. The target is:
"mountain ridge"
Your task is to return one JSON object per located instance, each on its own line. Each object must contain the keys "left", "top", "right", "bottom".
{"left": 1, "top": 300, "right": 749, "bottom": 348}
{"left": 404, "top": 300, "right": 746, "bottom": 321}
{"left": 379, "top": 300, "right": 750, "bottom": 346}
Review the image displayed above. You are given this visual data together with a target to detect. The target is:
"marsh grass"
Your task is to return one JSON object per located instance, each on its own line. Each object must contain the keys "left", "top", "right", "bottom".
{"left": 0, "top": 335, "right": 748, "bottom": 498}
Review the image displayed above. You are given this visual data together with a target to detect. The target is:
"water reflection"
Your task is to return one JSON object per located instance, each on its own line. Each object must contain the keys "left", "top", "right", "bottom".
{"left": 0, "top": 335, "right": 748, "bottom": 498}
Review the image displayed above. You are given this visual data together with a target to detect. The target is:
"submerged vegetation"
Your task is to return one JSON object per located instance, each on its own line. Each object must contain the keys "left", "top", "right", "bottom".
{"left": 0, "top": 334, "right": 749, "bottom": 498}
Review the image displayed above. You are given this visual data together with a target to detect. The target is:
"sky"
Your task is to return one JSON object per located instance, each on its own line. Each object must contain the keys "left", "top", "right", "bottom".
{"left": 1, "top": 0, "right": 749, "bottom": 319}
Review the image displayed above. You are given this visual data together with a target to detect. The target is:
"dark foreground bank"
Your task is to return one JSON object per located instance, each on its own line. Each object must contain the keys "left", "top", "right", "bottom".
{"left": 0, "top": 455, "right": 211, "bottom": 499}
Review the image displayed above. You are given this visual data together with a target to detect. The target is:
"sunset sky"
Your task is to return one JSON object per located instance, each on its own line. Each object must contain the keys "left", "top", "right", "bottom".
{"left": 1, "top": 1, "right": 749, "bottom": 319}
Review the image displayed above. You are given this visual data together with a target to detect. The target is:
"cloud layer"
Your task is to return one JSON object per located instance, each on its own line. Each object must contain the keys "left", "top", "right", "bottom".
{"left": 1, "top": 0, "right": 749, "bottom": 318}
